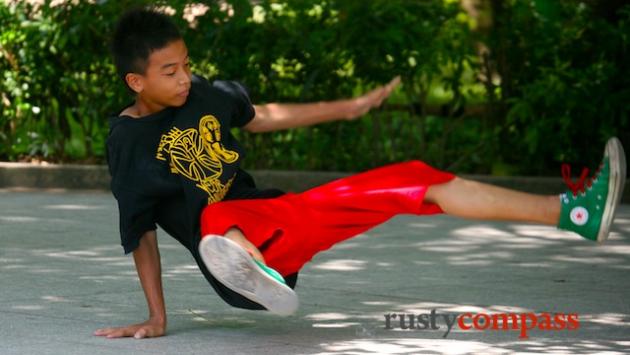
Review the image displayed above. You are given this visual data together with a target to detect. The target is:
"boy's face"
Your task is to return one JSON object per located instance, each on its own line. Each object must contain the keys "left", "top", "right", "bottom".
{"left": 126, "top": 39, "right": 192, "bottom": 110}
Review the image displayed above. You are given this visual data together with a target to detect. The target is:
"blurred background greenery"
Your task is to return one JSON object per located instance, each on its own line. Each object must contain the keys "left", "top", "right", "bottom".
{"left": 1, "top": 0, "right": 628, "bottom": 175}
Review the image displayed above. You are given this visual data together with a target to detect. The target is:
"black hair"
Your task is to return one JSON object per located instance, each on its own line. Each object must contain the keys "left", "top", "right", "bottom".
{"left": 111, "top": 7, "right": 182, "bottom": 85}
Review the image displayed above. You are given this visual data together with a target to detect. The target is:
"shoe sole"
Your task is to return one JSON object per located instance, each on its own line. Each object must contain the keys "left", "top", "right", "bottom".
{"left": 198, "top": 235, "right": 299, "bottom": 316}
{"left": 598, "top": 137, "right": 627, "bottom": 242}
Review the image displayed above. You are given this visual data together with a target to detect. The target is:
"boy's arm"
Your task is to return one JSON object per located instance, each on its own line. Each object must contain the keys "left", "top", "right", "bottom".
{"left": 93, "top": 230, "right": 167, "bottom": 339}
{"left": 244, "top": 76, "right": 400, "bottom": 133}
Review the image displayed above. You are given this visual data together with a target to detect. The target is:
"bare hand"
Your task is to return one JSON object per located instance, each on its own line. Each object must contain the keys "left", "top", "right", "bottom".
{"left": 345, "top": 76, "right": 401, "bottom": 120}
{"left": 94, "top": 318, "right": 166, "bottom": 339}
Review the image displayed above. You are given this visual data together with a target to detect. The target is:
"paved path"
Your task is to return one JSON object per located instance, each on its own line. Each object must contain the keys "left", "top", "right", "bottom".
{"left": 1, "top": 190, "right": 629, "bottom": 354}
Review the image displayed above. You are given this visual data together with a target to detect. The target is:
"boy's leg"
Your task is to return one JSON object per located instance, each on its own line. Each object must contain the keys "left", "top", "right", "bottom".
{"left": 198, "top": 137, "right": 625, "bottom": 313}
{"left": 203, "top": 137, "right": 625, "bottom": 273}
{"left": 200, "top": 158, "right": 460, "bottom": 287}
{"left": 198, "top": 195, "right": 309, "bottom": 315}
{"left": 425, "top": 137, "right": 626, "bottom": 242}
{"left": 196, "top": 159, "right": 456, "bottom": 314}
{"left": 425, "top": 177, "right": 561, "bottom": 225}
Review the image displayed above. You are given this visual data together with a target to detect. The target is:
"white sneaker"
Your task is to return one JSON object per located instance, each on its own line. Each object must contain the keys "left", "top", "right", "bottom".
{"left": 199, "top": 235, "right": 299, "bottom": 316}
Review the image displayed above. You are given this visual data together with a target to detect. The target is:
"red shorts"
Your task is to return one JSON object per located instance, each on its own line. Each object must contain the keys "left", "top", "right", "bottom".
{"left": 200, "top": 160, "right": 456, "bottom": 277}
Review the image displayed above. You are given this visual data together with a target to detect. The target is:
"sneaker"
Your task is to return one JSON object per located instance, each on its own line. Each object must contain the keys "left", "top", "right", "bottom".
{"left": 198, "top": 234, "right": 299, "bottom": 316}
{"left": 557, "top": 137, "right": 626, "bottom": 242}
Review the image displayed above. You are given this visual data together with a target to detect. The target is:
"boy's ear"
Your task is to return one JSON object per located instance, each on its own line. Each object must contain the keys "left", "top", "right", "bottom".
{"left": 125, "top": 73, "right": 144, "bottom": 93}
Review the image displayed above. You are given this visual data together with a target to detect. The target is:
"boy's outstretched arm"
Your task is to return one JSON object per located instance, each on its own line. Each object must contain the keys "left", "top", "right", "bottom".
{"left": 94, "top": 230, "right": 167, "bottom": 339}
{"left": 244, "top": 76, "right": 400, "bottom": 133}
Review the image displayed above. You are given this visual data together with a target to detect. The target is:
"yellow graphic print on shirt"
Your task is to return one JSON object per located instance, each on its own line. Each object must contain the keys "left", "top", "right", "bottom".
{"left": 156, "top": 115, "right": 239, "bottom": 204}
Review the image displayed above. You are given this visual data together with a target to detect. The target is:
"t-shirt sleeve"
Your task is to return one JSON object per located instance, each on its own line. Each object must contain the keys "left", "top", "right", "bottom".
{"left": 106, "top": 128, "right": 158, "bottom": 255}
{"left": 212, "top": 80, "right": 256, "bottom": 128}
{"left": 112, "top": 186, "right": 158, "bottom": 254}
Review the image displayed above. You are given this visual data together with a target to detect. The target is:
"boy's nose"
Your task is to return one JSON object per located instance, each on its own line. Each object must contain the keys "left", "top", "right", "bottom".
{"left": 178, "top": 72, "right": 191, "bottom": 86}
{"left": 179, "top": 77, "right": 190, "bottom": 86}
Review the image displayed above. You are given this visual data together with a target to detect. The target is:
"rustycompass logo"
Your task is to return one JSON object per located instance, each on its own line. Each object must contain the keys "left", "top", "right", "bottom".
{"left": 384, "top": 310, "right": 579, "bottom": 339}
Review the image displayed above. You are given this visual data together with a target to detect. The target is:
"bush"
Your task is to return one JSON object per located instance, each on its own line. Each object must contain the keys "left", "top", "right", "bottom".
{"left": 497, "top": 1, "right": 630, "bottom": 174}
{"left": 1, "top": 0, "right": 628, "bottom": 176}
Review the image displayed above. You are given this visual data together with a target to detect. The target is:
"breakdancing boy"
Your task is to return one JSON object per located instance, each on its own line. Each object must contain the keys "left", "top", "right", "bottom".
{"left": 95, "top": 8, "right": 626, "bottom": 339}
{"left": 96, "top": 7, "right": 399, "bottom": 339}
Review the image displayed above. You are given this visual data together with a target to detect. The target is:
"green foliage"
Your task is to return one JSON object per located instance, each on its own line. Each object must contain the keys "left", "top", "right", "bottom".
{"left": 0, "top": 0, "right": 134, "bottom": 161}
{"left": 499, "top": 1, "right": 630, "bottom": 174}
{"left": 1, "top": 0, "right": 628, "bottom": 175}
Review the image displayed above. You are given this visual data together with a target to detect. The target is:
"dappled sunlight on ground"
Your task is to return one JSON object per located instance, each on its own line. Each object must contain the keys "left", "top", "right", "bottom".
{"left": 315, "top": 338, "right": 630, "bottom": 355}
{"left": 42, "top": 204, "right": 107, "bottom": 210}
{"left": 1, "top": 216, "right": 41, "bottom": 222}
{"left": 318, "top": 338, "right": 507, "bottom": 354}
{"left": 311, "top": 259, "right": 368, "bottom": 271}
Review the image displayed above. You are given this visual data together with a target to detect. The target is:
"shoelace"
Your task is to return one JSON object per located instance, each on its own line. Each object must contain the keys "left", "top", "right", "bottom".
{"left": 561, "top": 162, "right": 602, "bottom": 197}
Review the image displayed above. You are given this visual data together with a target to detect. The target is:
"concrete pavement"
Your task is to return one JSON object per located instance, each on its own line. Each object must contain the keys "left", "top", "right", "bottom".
{"left": 1, "top": 189, "right": 629, "bottom": 354}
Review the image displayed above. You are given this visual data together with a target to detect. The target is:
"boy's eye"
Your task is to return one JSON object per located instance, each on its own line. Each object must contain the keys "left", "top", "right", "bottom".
{"left": 166, "top": 72, "right": 176, "bottom": 76}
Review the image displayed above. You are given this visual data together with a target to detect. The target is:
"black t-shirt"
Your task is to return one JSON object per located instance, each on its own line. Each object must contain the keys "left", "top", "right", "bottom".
{"left": 106, "top": 76, "right": 300, "bottom": 310}
{"left": 106, "top": 75, "right": 282, "bottom": 253}
{"left": 106, "top": 75, "right": 298, "bottom": 310}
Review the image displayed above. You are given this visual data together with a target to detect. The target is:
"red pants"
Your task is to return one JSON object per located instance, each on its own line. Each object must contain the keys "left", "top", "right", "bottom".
{"left": 200, "top": 160, "right": 456, "bottom": 277}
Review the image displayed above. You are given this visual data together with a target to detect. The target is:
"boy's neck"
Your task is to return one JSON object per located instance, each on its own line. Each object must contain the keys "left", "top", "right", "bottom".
{"left": 125, "top": 96, "right": 168, "bottom": 118}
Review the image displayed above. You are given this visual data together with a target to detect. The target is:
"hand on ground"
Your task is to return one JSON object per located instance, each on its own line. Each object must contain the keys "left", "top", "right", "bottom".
{"left": 94, "top": 318, "right": 166, "bottom": 339}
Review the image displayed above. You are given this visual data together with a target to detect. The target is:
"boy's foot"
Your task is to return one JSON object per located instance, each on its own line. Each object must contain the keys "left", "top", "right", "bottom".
{"left": 557, "top": 137, "right": 626, "bottom": 242}
{"left": 198, "top": 235, "right": 299, "bottom": 316}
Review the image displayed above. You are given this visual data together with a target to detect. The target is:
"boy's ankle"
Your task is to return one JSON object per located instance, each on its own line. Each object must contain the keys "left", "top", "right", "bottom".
{"left": 223, "top": 228, "right": 266, "bottom": 264}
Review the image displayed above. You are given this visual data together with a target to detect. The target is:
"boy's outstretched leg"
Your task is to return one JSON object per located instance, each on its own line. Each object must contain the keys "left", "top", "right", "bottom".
{"left": 425, "top": 177, "right": 561, "bottom": 225}
{"left": 425, "top": 137, "right": 626, "bottom": 242}
{"left": 197, "top": 137, "right": 625, "bottom": 315}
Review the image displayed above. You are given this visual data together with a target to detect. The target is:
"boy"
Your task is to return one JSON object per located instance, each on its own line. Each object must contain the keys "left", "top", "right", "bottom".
{"left": 96, "top": 8, "right": 626, "bottom": 339}
{"left": 96, "top": 7, "right": 398, "bottom": 339}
